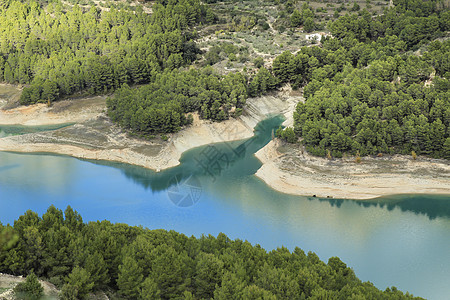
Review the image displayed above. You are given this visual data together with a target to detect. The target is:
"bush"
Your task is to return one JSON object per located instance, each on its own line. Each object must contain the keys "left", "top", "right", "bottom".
{"left": 351, "top": 3, "right": 361, "bottom": 11}
{"left": 261, "top": 22, "right": 270, "bottom": 30}
{"left": 14, "top": 272, "right": 44, "bottom": 300}
{"left": 205, "top": 47, "right": 221, "bottom": 65}
{"left": 277, "top": 126, "right": 297, "bottom": 143}
{"left": 355, "top": 151, "right": 362, "bottom": 163}
{"left": 186, "top": 114, "right": 194, "bottom": 125}
{"left": 254, "top": 57, "right": 265, "bottom": 69}
{"left": 239, "top": 55, "right": 249, "bottom": 63}
{"left": 228, "top": 53, "right": 237, "bottom": 61}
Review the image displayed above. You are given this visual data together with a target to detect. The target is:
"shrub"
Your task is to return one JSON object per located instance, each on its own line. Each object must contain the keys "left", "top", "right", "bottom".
{"left": 14, "top": 272, "right": 44, "bottom": 300}
{"left": 277, "top": 126, "right": 297, "bottom": 143}
{"left": 254, "top": 57, "right": 265, "bottom": 69}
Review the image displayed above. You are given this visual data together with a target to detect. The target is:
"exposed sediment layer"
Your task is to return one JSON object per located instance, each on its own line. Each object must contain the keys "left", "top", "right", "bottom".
{"left": 0, "top": 92, "right": 294, "bottom": 171}
{"left": 2, "top": 86, "right": 449, "bottom": 199}
{"left": 255, "top": 139, "right": 450, "bottom": 200}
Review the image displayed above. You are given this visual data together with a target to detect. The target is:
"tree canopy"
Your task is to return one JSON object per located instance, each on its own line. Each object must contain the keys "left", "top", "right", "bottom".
{"left": 0, "top": 206, "right": 423, "bottom": 299}
{"left": 248, "top": 0, "right": 449, "bottom": 159}
{"left": 0, "top": 0, "right": 214, "bottom": 104}
{"left": 107, "top": 68, "right": 247, "bottom": 133}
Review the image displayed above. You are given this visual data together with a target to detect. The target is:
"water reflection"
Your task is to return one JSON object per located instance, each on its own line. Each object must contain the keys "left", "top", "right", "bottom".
{"left": 305, "top": 195, "right": 450, "bottom": 220}
{"left": 363, "top": 195, "right": 450, "bottom": 220}
{"left": 0, "top": 152, "right": 78, "bottom": 194}
{"left": 85, "top": 116, "right": 283, "bottom": 192}
{"left": 85, "top": 114, "right": 450, "bottom": 221}
{"left": 0, "top": 117, "right": 450, "bottom": 299}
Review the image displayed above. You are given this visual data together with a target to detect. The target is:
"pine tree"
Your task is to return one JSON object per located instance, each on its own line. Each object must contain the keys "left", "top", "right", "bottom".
{"left": 140, "top": 277, "right": 161, "bottom": 300}
{"left": 14, "top": 272, "right": 44, "bottom": 300}
{"left": 61, "top": 267, "right": 94, "bottom": 300}
{"left": 117, "top": 257, "right": 143, "bottom": 298}
{"left": 194, "top": 253, "right": 224, "bottom": 299}
{"left": 443, "top": 138, "right": 450, "bottom": 159}
{"left": 290, "top": 9, "right": 303, "bottom": 27}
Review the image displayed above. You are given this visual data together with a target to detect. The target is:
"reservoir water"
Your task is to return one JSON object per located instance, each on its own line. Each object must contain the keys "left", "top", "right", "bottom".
{"left": 0, "top": 117, "right": 449, "bottom": 299}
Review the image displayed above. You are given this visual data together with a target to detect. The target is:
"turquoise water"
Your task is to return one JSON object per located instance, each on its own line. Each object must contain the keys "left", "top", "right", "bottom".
{"left": 0, "top": 117, "right": 449, "bottom": 299}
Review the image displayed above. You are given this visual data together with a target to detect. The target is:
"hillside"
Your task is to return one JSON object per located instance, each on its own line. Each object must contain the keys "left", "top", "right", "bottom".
{"left": 0, "top": 207, "right": 423, "bottom": 299}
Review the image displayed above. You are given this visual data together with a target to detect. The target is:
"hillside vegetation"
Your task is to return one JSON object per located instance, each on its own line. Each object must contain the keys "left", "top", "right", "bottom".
{"left": 0, "top": 0, "right": 214, "bottom": 104}
{"left": 0, "top": 206, "right": 422, "bottom": 299}
{"left": 0, "top": 0, "right": 449, "bottom": 159}
{"left": 260, "top": 0, "right": 450, "bottom": 158}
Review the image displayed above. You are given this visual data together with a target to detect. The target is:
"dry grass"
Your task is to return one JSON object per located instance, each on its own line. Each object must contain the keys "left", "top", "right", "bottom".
{"left": 0, "top": 84, "right": 22, "bottom": 110}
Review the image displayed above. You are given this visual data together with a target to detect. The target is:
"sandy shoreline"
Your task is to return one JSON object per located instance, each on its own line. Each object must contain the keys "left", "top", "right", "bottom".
{"left": 0, "top": 114, "right": 256, "bottom": 171}
{"left": 1, "top": 86, "right": 450, "bottom": 200}
{"left": 0, "top": 95, "right": 108, "bottom": 125}
{"left": 255, "top": 140, "right": 450, "bottom": 200}
{"left": 0, "top": 90, "right": 294, "bottom": 171}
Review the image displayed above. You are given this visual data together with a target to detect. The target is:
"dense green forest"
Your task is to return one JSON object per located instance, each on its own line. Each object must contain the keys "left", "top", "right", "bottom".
{"left": 105, "top": 0, "right": 450, "bottom": 158}
{"left": 107, "top": 68, "right": 247, "bottom": 133}
{"left": 256, "top": 0, "right": 450, "bottom": 158}
{"left": 1, "top": 0, "right": 449, "bottom": 158}
{"left": 0, "top": 0, "right": 214, "bottom": 104}
{"left": 0, "top": 206, "right": 422, "bottom": 299}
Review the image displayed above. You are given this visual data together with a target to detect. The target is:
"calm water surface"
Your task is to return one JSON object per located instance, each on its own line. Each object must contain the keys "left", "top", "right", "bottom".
{"left": 0, "top": 117, "right": 449, "bottom": 299}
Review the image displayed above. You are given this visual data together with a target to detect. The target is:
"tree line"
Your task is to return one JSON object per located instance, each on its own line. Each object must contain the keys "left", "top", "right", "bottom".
{"left": 0, "top": 206, "right": 422, "bottom": 299}
{"left": 0, "top": 0, "right": 214, "bottom": 104}
{"left": 106, "top": 68, "right": 247, "bottom": 133}
{"left": 250, "top": 0, "right": 450, "bottom": 159}
{"left": 2, "top": 0, "right": 449, "bottom": 159}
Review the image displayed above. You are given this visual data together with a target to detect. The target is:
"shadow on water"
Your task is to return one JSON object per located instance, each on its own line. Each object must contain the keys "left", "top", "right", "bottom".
{"left": 314, "top": 194, "right": 450, "bottom": 220}
{"left": 87, "top": 115, "right": 285, "bottom": 192}
{"left": 85, "top": 115, "right": 450, "bottom": 220}
{"left": 367, "top": 194, "right": 450, "bottom": 220}
{"left": 0, "top": 164, "right": 20, "bottom": 172}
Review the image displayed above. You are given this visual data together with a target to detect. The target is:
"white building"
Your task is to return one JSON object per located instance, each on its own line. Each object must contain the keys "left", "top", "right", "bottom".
{"left": 305, "top": 33, "right": 323, "bottom": 41}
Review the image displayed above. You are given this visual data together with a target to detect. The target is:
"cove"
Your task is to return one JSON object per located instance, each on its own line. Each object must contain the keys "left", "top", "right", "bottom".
{"left": 0, "top": 116, "right": 449, "bottom": 300}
